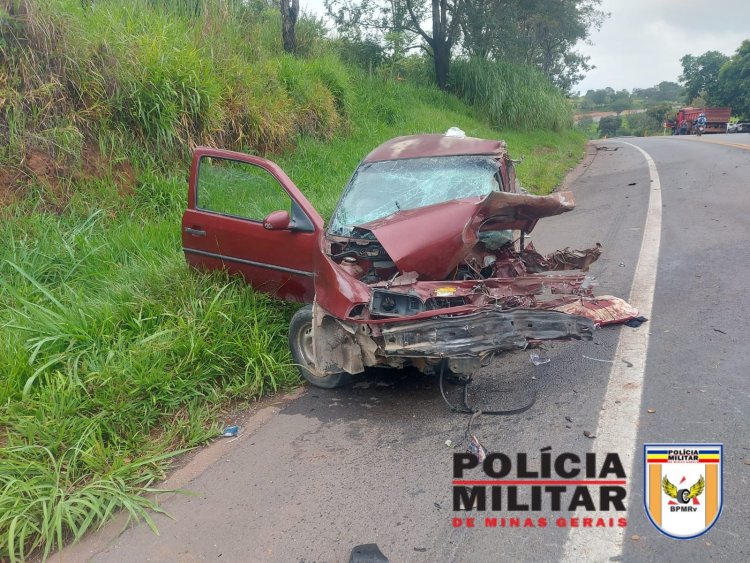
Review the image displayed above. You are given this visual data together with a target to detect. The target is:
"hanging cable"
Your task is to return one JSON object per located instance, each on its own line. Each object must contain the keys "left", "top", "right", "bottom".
{"left": 438, "top": 361, "right": 538, "bottom": 416}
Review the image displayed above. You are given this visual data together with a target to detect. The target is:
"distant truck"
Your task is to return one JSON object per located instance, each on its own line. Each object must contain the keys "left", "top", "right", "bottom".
{"left": 671, "top": 107, "right": 731, "bottom": 135}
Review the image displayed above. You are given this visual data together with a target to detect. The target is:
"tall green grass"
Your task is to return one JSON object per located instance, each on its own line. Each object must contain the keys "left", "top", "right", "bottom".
{"left": 0, "top": 0, "right": 585, "bottom": 559}
{"left": 0, "top": 209, "right": 299, "bottom": 560}
{"left": 0, "top": 0, "right": 348, "bottom": 159}
{"left": 451, "top": 58, "right": 574, "bottom": 131}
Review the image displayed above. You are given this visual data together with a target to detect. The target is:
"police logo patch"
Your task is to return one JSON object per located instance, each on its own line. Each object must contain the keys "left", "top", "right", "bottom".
{"left": 644, "top": 443, "right": 723, "bottom": 539}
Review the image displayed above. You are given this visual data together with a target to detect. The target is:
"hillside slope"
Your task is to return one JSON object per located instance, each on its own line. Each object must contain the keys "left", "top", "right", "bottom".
{"left": 0, "top": 0, "right": 585, "bottom": 558}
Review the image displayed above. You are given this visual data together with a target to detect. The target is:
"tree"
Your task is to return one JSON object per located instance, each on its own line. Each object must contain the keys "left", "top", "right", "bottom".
{"left": 326, "top": 0, "right": 460, "bottom": 89}
{"left": 583, "top": 87, "right": 614, "bottom": 108}
{"left": 405, "top": 0, "right": 461, "bottom": 89}
{"left": 327, "top": 0, "right": 604, "bottom": 92}
{"left": 459, "top": 0, "right": 500, "bottom": 59}
{"left": 655, "top": 81, "right": 684, "bottom": 102}
{"left": 679, "top": 50, "right": 729, "bottom": 105}
{"left": 646, "top": 103, "right": 673, "bottom": 125}
{"left": 610, "top": 89, "right": 631, "bottom": 114}
{"left": 633, "top": 81, "right": 684, "bottom": 103}
{"left": 460, "top": 0, "right": 607, "bottom": 93}
{"left": 625, "top": 112, "right": 662, "bottom": 137}
{"left": 280, "top": 0, "right": 300, "bottom": 53}
{"left": 717, "top": 40, "right": 750, "bottom": 119}
{"left": 597, "top": 115, "right": 620, "bottom": 137}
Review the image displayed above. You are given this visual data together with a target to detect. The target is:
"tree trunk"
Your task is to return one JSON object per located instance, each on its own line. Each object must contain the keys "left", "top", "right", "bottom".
{"left": 433, "top": 42, "right": 451, "bottom": 90}
{"left": 404, "top": 0, "right": 456, "bottom": 90}
{"left": 280, "top": 0, "right": 299, "bottom": 54}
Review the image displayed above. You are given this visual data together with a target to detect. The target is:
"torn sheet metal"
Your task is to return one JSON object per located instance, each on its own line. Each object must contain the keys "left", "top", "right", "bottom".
{"left": 380, "top": 309, "right": 594, "bottom": 356}
{"left": 551, "top": 295, "right": 639, "bottom": 327}
{"left": 360, "top": 190, "right": 576, "bottom": 280}
{"left": 545, "top": 243, "right": 603, "bottom": 272}
{"left": 511, "top": 241, "right": 602, "bottom": 274}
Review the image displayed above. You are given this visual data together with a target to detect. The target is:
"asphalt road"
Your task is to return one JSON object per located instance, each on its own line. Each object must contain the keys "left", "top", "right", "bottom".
{"left": 58, "top": 134, "right": 750, "bottom": 563}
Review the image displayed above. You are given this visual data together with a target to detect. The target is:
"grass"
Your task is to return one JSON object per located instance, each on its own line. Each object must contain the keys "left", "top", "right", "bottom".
{"left": 450, "top": 58, "right": 574, "bottom": 132}
{"left": 0, "top": 0, "right": 586, "bottom": 559}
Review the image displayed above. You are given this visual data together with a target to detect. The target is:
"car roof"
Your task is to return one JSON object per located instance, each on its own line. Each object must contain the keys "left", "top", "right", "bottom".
{"left": 363, "top": 134, "right": 507, "bottom": 163}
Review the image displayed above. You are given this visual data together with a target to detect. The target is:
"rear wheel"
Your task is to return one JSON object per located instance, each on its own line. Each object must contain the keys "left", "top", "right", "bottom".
{"left": 288, "top": 305, "right": 351, "bottom": 389}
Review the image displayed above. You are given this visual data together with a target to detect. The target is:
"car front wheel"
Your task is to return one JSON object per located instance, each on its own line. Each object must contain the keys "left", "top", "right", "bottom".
{"left": 289, "top": 305, "right": 351, "bottom": 389}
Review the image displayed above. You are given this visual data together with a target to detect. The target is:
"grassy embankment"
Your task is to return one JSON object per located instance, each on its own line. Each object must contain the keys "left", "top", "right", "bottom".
{"left": 0, "top": 0, "right": 585, "bottom": 558}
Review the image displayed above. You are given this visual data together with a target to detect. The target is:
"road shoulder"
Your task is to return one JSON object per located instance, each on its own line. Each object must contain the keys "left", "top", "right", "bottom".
{"left": 49, "top": 388, "right": 305, "bottom": 563}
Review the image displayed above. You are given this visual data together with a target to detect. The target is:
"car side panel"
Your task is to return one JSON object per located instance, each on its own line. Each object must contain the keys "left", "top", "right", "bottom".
{"left": 182, "top": 147, "right": 323, "bottom": 304}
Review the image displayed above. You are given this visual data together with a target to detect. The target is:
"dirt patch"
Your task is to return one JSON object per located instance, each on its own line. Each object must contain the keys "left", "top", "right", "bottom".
{"left": 0, "top": 166, "right": 23, "bottom": 207}
{"left": 26, "top": 150, "right": 58, "bottom": 177}
{"left": 22, "top": 149, "right": 70, "bottom": 212}
{"left": 2, "top": 144, "right": 138, "bottom": 211}
{"left": 80, "top": 143, "right": 136, "bottom": 197}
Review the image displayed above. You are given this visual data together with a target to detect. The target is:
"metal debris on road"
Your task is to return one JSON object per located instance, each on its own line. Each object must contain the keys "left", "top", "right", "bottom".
{"left": 647, "top": 408, "right": 656, "bottom": 413}
{"left": 582, "top": 355, "right": 614, "bottom": 363}
{"left": 529, "top": 353, "right": 551, "bottom": 366}
{"left": 468, "top": 434, "right": 488, "bottom": 462}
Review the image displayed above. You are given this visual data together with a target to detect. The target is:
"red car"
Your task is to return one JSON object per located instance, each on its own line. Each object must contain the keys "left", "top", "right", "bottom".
{"left": 182, "top": 132, "right": 635, "bottom": 388}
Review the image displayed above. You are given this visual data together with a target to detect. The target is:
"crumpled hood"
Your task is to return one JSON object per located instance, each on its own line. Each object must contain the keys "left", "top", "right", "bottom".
{"left": 359, "top": 190, "right": 575, "bottom": 280}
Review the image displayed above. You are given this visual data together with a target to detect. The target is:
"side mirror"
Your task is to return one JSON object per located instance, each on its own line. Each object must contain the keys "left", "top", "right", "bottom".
{"left": 263, "top": 210, "right": 291, "bottom": 231}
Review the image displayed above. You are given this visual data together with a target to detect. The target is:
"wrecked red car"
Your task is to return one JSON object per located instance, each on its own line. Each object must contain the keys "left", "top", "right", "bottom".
{"left": 182, "top": 132, "right": 636, "bottom": 388}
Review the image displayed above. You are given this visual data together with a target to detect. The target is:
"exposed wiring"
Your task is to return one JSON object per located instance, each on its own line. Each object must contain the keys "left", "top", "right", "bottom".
{"left": 438, "top": 361, "right": 537, "bottom": 417}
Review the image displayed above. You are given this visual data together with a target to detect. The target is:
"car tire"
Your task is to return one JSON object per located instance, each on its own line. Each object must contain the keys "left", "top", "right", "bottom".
{"left": 677, "top": 488, "right": 690, "bottom": 504}
{"left": 289, "top": 305, "right": 351, "bottom": 389}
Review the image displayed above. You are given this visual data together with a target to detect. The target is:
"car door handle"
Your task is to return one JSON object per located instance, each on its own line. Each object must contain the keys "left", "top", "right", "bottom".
{"left": 184, "top": 227, "right": 206, "bottom": 237}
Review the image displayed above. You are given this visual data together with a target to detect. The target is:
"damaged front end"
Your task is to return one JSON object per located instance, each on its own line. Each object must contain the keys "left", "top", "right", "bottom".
{"left": 312, "top": 183, "right": 637, "bottom": 378}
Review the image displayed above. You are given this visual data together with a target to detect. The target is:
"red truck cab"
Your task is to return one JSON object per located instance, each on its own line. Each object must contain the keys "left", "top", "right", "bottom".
{"left": 674, "top": 107, "right": 731, "bottom": 134}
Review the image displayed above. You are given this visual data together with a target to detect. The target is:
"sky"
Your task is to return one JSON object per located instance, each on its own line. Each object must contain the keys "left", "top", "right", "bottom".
{"left": 574, "top": 0, "right": 749, "bottom": 93}
{"left": 302, "top": 0, "right": 749, "bottom": 94}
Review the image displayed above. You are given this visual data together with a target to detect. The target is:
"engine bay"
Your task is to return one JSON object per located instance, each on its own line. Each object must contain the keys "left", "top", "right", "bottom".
{"left": 326, "top": 226, "right": 604, "bottom": 319}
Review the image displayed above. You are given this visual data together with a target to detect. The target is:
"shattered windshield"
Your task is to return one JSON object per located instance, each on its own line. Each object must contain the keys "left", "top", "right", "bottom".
{"left": 328, "top": 156, "right": 501, "bottom": 236}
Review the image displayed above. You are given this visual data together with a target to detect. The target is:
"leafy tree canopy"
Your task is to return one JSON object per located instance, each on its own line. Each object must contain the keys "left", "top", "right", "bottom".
{"left": 717, "top": 40, "right": 750, "bottom": 119}
{"left": 679, "top": 50, "right": 729, "bottom": 105}
{"left": 326, "top": 0, "right": 607, "bottom": 92}
{"left": 597, "top": 114, "right": 620, "bottom": 137}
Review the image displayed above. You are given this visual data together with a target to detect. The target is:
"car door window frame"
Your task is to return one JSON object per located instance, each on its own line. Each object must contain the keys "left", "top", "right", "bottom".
{"left": 187, "top": 147, "right": 324, "bottom": 235}
{"left": 195, "top": 155, "right": 292, "bottom": 224}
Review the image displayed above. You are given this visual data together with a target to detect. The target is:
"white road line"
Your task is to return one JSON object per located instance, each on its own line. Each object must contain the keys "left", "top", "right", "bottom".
{"left": 561, "top": 141, "right": 662, "bottom": 561}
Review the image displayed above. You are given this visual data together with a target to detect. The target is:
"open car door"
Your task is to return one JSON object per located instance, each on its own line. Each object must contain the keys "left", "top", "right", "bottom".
{"left": 182, "top": 147, "right": 323, "bottom": 303}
